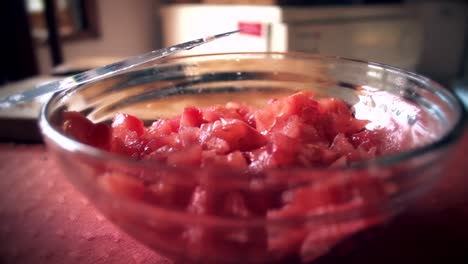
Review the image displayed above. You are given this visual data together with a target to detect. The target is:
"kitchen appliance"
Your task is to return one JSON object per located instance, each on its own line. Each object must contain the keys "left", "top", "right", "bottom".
{"left": 160, "top": 4, "right": 423, "bottom": 70}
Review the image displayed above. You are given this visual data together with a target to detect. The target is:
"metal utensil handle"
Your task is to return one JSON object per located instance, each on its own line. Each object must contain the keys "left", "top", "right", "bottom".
{"left": 0, "top": 30, "right": 239, "bottom": 108}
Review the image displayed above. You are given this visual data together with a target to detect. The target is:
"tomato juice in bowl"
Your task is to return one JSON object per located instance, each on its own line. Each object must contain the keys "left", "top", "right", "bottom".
{"left": 38, "top": 53, "right": 465, "bottom": 263}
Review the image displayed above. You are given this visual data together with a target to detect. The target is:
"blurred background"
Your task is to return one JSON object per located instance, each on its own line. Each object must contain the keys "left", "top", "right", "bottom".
{"left": 0, "top": 0, "right": 466, "bottom": 140}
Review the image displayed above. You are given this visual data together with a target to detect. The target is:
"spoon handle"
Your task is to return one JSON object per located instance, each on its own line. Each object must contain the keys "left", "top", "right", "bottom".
{"left": 0, "top": 30, "right": 239, "bottom": 108}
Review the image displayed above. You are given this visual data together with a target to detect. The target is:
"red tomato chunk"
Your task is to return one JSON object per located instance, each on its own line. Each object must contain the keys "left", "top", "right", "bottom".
{"left": 62, "top": 91, "right": 384, "bottom": 169}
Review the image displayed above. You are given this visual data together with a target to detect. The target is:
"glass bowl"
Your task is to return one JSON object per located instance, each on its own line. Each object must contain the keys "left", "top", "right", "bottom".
{"left": 39, "top": 53, "right": 465, "bottom": 263}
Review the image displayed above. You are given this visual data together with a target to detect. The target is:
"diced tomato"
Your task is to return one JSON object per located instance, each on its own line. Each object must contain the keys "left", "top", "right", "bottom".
{"left": 187, "top": 186, "right": 215, "bottom": 215}
{"left": 180, "top": 106, "right": 205, "bottom": 128}
{"left": 350, "top": 130, "right": 383, "bottom": 151}
{"left": 270, "top": 115, "right": 302, "bottom": 139}
{"left": 253, "top": 107, "right": 277, "bottom": 134}
{"left": 202, "top": 150, "right": 247, "bottom": 168}
{"left": 142, "top": 134, "right": 176, "bottom": 156}
{"left": 200, "top": 118, "right": 267, "bottom": 152}
{"left": 223, "top": 192, "right": 251, "bottom": 217}
{"left": 225, "top": 151, "right": 248, "bottom": 168}
{"left": 268, "top": 133, "right": 300, "bottom": 167}
{"left": 167, "top": 145, "right": 202, "bottom": 167}
{"left": 270, "top": 181, "right": 354, "bottom": 219}
{"left": 318, "top": 98, "right": 369, "bottom": 139}
{"left": 284, "top": 91, "right": 317, "bottom": 117}
{"left": 330, "top": 133, "right": 355, "bottom": 155}
{"left": 298, "top": 144, "right": 339, "bottom": 167}
{"left": 61, "top": 90, "right": 398, "bottom": 263}
{"left": 99, "top": 173, "right": 146, "bottom": 201}
{"left": 62, "top": 111, "right": 94, "bottom": 143}
{"left": 143, "top": 145, "right": 173, "bottom": 162}
{"left": 110, "top": 131, "right": 145, "bottom": 158}
{"left": 318, "top": 97, "right": 351, "bottom": 116}
{"left": 178, "top": 127, "right": 201, "bottom": 147}
{"left": 87, "top": 123, "right": 112, "bottom": 150}
{"left": 62, "top": 92, "right": 390, "bottom": 170}
{"left": 269, "top": 91, "right": 314, "bottom": 119}
{"left": 202, "top": 105, "right": 243, "bottom": 123}
{"left": 112, "top": 113, "right": 145, "bottom": 140}
{"left": 247, "top": 147, "right": 275, "bottom": 172}
{"left": 109, "top": 137, "right": 127, "bottom": 155}
{"left": 255, "top": 91, "right": 317, "bottom": 134}
{"left": 225, "top": 101, "right": 251, "bottom": 120}
{"left": 203, "top": 137, "right": 230, "bottom": 154}
{"left": 146, "top": 119, "right": 179, "bottom": 138}
{"left": 62, "top": 111, "right": 112, "bottom": 150}
{"left": 62, "top": 91, "right": 392, "bottom": 170}
{"left": 146, "top": 180, "right": 194, "bottom": 209}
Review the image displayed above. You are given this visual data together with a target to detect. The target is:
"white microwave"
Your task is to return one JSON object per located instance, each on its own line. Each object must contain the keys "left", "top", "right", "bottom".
{"left": 159, "top": 4, "right": 423, "bottom": 71}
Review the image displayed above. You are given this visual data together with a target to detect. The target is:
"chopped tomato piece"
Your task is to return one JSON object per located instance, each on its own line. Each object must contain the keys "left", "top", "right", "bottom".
{"left": 112, "top": 113, "right": 145, "bottom": 140}
{"left": 180, "top": 106, "right": 205, "bottom": 128}
{"left": 200, "top": 118, "right": 267, "bottom": 152}
{"left": 62, "top": 111, "right": 93, "bottom": 143}
{"left": 62, "top": 111, "right": 111, "bottom": 150}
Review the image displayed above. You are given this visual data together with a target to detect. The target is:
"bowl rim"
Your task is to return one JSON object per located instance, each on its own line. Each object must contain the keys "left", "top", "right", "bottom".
{"left": 38, "top": 52, "right": 466, "bottom": 178}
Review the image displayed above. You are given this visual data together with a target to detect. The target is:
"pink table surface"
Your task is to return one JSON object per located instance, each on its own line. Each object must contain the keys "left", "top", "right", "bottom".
{"left": 0, "top": 131, "right": 467, "bottom": 264}
{"left": 0, "top": 144, "right": 170, "bottom": 264}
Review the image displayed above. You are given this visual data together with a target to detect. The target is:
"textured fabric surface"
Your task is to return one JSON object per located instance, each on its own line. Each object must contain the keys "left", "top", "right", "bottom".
{"left": 0, "top": 144, "right": 169, "bottom": 264}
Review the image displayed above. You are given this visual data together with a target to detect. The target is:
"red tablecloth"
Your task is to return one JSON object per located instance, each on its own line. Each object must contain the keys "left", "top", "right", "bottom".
{"left": 0, "top": 132, "right": 467, "bottom": 264}
{"left": 0, "top": 145, "right": 169, "bottom": 264}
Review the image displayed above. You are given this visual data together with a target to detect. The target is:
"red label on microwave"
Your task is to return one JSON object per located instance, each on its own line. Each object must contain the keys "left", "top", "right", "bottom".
{"left": 238, "top": 22, "right": 263, "bottom": 37}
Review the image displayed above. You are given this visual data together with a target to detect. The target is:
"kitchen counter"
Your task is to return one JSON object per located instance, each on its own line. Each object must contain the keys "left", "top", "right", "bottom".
{"left": 0, "top": 132, "right": 467, "bottom": 263}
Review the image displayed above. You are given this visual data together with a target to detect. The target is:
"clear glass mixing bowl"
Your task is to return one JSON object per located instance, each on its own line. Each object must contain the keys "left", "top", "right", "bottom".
{"left": 39, "top": 53, "right": 465, "bottom": 263}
